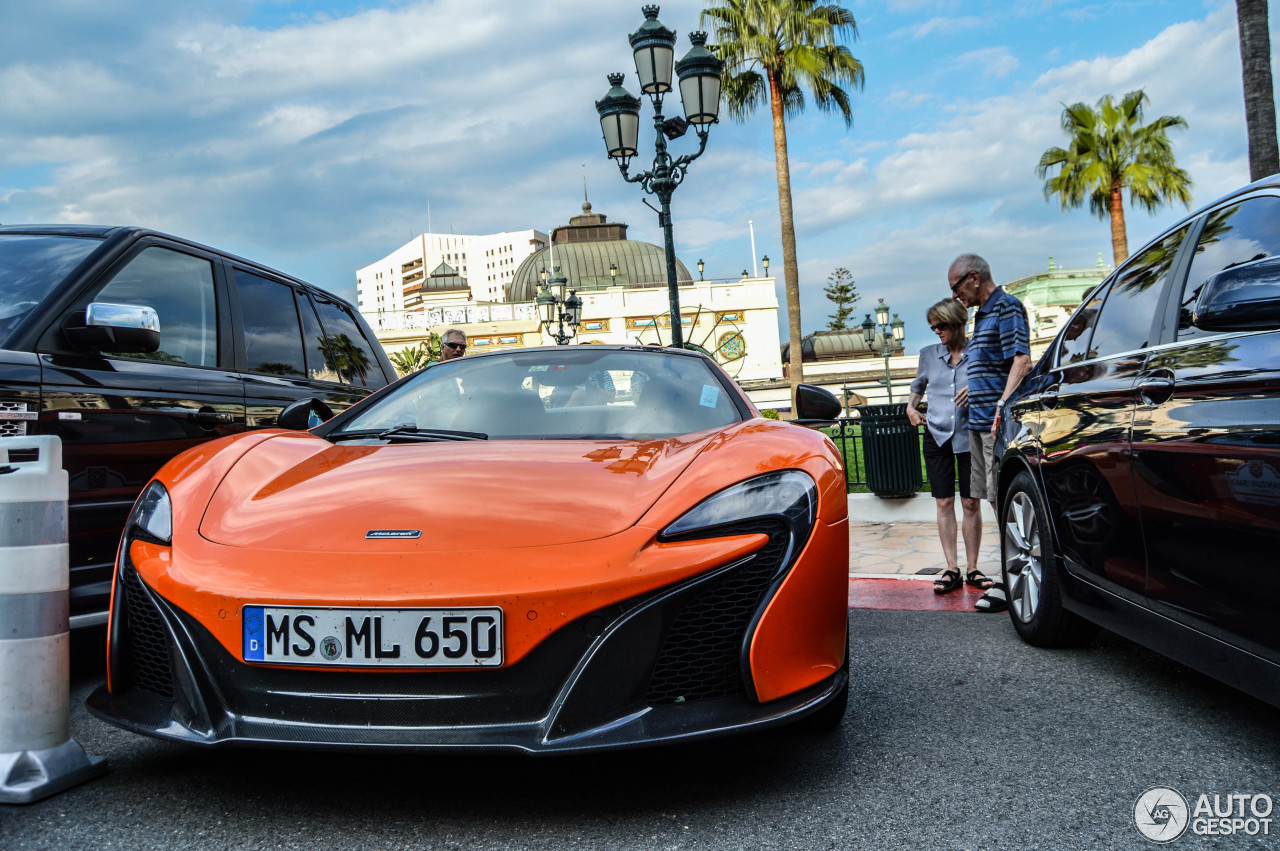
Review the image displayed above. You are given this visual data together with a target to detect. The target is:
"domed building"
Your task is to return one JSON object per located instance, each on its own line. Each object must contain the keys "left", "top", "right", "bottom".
{"left": 780, "top": 329, "right": 904, "bottom": 364}
{"left": 507, "top": 201, "right": 692, "bottom": 300}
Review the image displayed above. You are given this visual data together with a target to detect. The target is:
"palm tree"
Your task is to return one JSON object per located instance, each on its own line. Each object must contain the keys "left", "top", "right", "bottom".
{"left": 1236, "top": 0, "right": 1279, "bottom": 180}
{"left": 1037, "top": 89, "right": 1193, "bottom": 265}
{"left": 387, "top": 343, "right": 432, "bottom": 377}
{"left": 701, "top": 0, "right": 864, "bottom": 407}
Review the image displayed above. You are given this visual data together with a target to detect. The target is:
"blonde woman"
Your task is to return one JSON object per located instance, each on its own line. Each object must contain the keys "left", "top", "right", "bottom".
{"left": 907, "top": 298, "right": 984, "bottom": 594}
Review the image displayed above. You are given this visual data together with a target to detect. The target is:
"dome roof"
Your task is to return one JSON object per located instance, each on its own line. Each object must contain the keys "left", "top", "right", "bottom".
{"left": 405, "top": 261, "right": 468, "bottom": 295}
{"left": 506, "top": 201, "right": 691, "bottom": 302}
{"left": 781, "top": 330, "right": 904, "bottom": 363}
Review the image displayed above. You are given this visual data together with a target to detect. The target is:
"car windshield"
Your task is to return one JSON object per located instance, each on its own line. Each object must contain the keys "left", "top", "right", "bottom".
{"left": 332, "top": 347, "right": 745, "bottom": 440}
{"left": 0, "top": 234, "right": 103, "bottom": 340}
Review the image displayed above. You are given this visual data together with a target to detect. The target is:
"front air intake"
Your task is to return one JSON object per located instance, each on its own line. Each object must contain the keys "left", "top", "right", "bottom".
{"left": 645, "top": 521, "right": 789, "bottom": 706}
{"left": 120, "top": 564, "right": 175, "bottom": 699}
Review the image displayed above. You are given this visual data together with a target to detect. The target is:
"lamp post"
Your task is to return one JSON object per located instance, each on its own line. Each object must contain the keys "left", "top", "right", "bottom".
{"left": 536, "top": 267, "right": 583, "bottom": 345}
{"left": 595, "top": 5, "right": 723, "bottom": 349}
{"left": 762, "top": 255, "right": 770, "bottom": 276}
{"left": 860, "top": 298, "right": 906, "bottom": 403}
{"left": 697, "top": 258, "right": 704, "bottom": 280}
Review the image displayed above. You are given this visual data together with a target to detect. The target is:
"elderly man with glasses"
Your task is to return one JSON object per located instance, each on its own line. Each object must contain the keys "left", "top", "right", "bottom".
{"left": 438, "top": 329, "right": 468, "bottom": 362}
{"left": 947, "top": 253, "right": 1031, "bottom": 611}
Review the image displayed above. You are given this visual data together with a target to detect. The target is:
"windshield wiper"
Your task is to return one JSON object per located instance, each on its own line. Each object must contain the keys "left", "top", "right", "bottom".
{"left": 333, "top": 424, "right": 489, "bottom": 442}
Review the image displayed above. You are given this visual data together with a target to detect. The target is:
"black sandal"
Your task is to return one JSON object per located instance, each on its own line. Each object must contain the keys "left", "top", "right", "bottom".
{"left": 966, "top": 570, "right": 996, "bottom": 590}
{"left": 975, "top": 585, "right": 1008, "bottom": 612}
{"left": 933, "top": 569, "right": 961, "bottom": 594}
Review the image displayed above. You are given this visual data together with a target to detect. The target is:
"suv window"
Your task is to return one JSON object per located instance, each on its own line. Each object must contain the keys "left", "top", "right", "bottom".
{"left": 1089, "top": 226, "right": 1187, "bottom": 359}
{"left": 235, "top": 269, "right": 307, "bottom": 377}
{"left": 0, "top": 234, "right": 103, "bottom": 341}
{"left": 310, "top": 297, "right": 387, "bottom": 389}
{"left": 1057, "top": 284, "right": 1107, "bottom": 365}
{"left": 94, "top": 246, "right": 218, "bottom": 366}
{"left": 1179, "top": 196, "right": 1280, "bottom": 339}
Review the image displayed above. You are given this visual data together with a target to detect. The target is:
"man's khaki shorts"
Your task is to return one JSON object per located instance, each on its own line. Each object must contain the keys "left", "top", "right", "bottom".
{"left": 969, "top": 430, "right": 998, "bottom": 503}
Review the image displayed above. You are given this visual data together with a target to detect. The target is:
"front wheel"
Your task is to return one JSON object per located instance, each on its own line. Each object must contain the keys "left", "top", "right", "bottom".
{"left": 1001, "top": 470, "right": 1098, "bottom": 647}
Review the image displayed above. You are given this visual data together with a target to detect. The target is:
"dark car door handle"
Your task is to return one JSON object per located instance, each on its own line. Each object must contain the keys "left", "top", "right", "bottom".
{"left": 1137, "top": 376, "right": 1175, "bottom": 406}
{"left": 1037, "top": 385, "right": 1059, "bottom": 410}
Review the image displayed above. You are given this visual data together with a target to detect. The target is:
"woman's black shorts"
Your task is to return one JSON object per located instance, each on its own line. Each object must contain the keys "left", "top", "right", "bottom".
{"left": 922, "top": 429, "right": 971, "bottom": 499}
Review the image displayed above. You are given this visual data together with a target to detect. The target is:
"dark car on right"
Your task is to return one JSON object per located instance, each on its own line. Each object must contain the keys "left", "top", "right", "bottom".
{"left": 996, "top": 176, "right": 1280, "bottom": 707}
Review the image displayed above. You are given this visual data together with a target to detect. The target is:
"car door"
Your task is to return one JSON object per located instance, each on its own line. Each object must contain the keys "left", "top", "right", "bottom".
{"left": 1035, "top": 226, "right": 1190, "bottom": 604}
{"left": 232, "top": 268, "right": 387, "bottom": 430}
{"left": 37, "top": 239, "right": 245, "bottom": 619}
{"left": 1134, "top": 194, "right": 1280, "bottom": 662}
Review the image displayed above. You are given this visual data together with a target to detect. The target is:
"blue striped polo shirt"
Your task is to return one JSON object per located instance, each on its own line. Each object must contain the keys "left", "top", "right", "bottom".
{"left": 966, "top": 287, "right": 1030, "bottom": 430}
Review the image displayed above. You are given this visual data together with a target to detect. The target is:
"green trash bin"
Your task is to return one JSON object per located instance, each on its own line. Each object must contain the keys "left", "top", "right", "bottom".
{"left": 855, "top": 403, "right": 923, "bottom": 498}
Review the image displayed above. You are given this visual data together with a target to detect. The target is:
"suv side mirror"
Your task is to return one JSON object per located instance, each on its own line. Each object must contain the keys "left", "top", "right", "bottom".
{"left": 278, "top": 397, "right": 334, "bottom": 430}
{"left": 64, "top": 302, "right": 161, "bottom": 353}
{"left": 1194, "top": 257, "right": 1280, "bottom": 332}
{"left": 791, "top": 383, "right": 842, "bottom": 427}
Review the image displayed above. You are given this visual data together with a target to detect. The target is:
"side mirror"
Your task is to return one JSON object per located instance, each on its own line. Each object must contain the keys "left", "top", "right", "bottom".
{"left": 278, "top": 398, "right": 334, "bottom": 430}
{"left": 1194, "top": 257, "right": 1280, "bottom": 332}
{"left": 64, "top": 302, "right": 161, "bottom": 353}
{"left": 791, "top": 383, "right": 842, "bottom": 427}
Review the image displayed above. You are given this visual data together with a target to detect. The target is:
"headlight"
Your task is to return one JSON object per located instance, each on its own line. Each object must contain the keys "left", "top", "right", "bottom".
{"left": 128, "top": 480, "right": 172, "bottom": 545}
{"left": 662, "top": 471, "right": 816, "bottom": 543}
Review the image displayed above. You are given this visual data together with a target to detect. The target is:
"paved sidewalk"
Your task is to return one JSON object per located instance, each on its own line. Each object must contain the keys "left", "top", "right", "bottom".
{"left": 846, "top": 521, "right": 1004, "bottom": 612}
{"left": 848, "top": 521, "right": 1001, "bottom": 579}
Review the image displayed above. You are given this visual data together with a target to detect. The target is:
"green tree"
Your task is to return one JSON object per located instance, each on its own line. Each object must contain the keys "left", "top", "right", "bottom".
{"left": 1236, "top": 0, "right": 1278, "bottom": 180}
{"left": 702, "top": 0, "right": 864, "bottom": 407}
{"left": 824, "top": 266, "right": 858, "bottom": 330}
{"left": 1037, "top": 89, "right": 1193, "bottom": 265}
{"left": 387, "top": 342, "right": 432, "bottom": 377}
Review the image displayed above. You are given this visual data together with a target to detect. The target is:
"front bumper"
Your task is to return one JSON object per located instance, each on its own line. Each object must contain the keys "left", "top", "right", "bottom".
{"left": 87, "top": 526, "right": 848, "bottom": 753}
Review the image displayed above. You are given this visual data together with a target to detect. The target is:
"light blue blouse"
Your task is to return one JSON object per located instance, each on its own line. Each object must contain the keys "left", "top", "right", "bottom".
{"left": 908, "top": 342, "right": 970, "bottom": 453}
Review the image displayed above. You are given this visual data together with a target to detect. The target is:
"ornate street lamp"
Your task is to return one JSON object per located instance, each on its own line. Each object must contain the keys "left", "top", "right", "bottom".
{"left": 536, "top": 267, "right": 582, "bottom": 345}
{"left": 762, "top": 255, "right": 770, "bottom": 276}
{"left": 596, "top": 6, "right": 723, "bottom": 349}
{"left": 610, "top": 263, "right": 618, "bottom": 284}
{"left": 697, "top": 258, "right": 704, "bottom": 280}
{"left": 861, "top": 300, "right": 907, "bottom": 403}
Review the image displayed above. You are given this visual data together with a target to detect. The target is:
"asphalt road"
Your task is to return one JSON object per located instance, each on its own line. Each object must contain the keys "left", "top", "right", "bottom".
{"left": 3, "top": 610, "right": 1278, "bottom": 850}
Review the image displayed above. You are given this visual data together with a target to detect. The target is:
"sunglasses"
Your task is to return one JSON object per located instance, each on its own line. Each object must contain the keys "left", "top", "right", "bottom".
{"left": 929, "top": 322, "right": 951, "bottom": 332}
{"left": 949, "top": 271, "right": 975, "bottom": 293}
{"left": 444, "top": 341, "right": 466, "bottom": 351}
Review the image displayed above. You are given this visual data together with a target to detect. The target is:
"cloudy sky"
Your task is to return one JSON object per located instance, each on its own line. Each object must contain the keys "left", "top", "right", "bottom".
{"left": 0, "top": 0, "right": 1270, "bottom": 351}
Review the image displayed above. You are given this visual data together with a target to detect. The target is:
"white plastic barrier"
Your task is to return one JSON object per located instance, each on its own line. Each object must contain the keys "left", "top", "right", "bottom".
{"left": 0, "top": 436, "right": 106, "bottom": 804}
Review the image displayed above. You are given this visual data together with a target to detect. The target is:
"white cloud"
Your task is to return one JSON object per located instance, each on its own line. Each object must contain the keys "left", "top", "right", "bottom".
{"left": 889, "top": 15, "right": 986, "bottom": 40}
{"left": 957, "top": 46, "right": 1020, "bottom": 80}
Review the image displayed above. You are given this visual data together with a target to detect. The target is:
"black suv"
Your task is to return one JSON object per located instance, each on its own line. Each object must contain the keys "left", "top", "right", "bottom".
{"left": 0, "top": 225, "right": 395, "bottom": 627}
{"left": 997, "top": 177, "right": 1280, "bottom": 708}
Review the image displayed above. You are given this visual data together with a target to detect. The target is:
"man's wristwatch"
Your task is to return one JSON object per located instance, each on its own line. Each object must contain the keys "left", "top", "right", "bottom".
{"left": 995, "top": 399, "right": 1006, "bottom": 410}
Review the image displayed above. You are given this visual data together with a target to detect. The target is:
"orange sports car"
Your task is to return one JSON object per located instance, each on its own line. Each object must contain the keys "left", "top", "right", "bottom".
{"left": 88, "top": 345, "right": 850, "bottom": 751}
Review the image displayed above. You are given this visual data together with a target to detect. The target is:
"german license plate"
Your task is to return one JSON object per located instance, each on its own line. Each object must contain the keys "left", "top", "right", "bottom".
{"left": 242, "top": 606, "right": 503, "bottom": 667}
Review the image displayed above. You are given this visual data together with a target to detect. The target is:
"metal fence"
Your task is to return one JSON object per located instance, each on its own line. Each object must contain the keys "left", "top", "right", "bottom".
{"left": 826, "top": 417, "right": 954, "bottom": 493}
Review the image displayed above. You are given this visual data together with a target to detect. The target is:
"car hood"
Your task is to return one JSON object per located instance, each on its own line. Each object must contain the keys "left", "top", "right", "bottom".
{"left": 197, "top": 432, "right": 714, "bottom": 551}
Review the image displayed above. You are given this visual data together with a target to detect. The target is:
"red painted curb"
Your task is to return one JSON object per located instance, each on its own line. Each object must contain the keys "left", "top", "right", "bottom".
{"left": 848, "top": 577, "right": 992, "bottom": 612}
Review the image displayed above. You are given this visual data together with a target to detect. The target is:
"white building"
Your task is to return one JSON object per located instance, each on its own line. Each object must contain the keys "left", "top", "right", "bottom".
{"left": 361, "top": 202, "right": 782, "bottom": 383}
{"left": 356, "top": 229, "right": 548, "bottom": 318}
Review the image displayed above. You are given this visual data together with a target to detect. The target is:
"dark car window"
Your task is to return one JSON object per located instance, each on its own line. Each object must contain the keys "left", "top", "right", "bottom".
{"left": 1057, "top": 284, "right": 1108, "bottom": 365}
{"left": 1089, "top": 226, "right": 1187, "bottom": 359}
{"left": 0, "top": 234, "right": 103, "bottom": 341}
{"left": 1179, "top": 196, "right": 1280, "bottom": 339}
{"left": 309, "top": 297, "right": 387, "bottom": 389}
{"left": 235, "top": 269, "right": 308, "bottom": 377}
{"left": 94, "top": 246, "right": 218, "bottom": 367}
